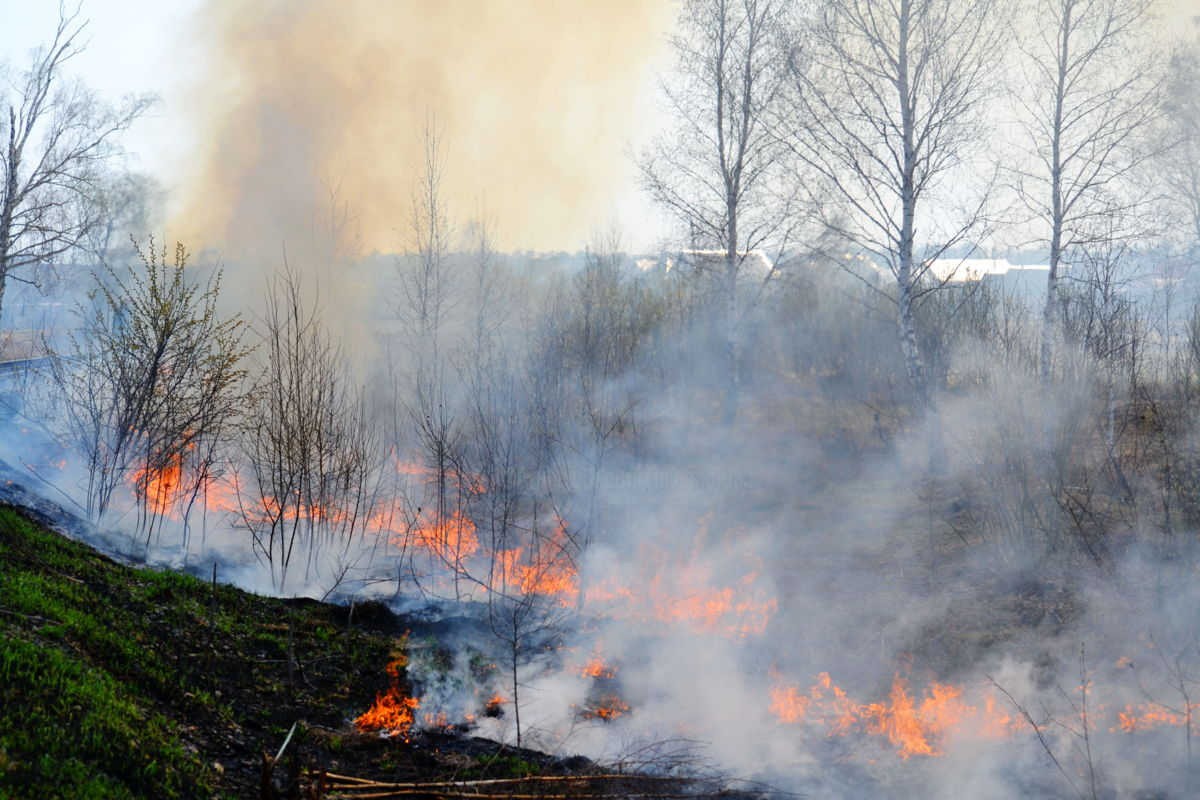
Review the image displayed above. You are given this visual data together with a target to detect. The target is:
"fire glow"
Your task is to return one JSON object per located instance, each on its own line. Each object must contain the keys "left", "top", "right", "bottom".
{"left": 130, "top": 452, "right": 1200, "bottom": 765}
{"left": 125, "top": 453, "right": 776, "bottom": 635}
{"left": 130, "top": 453, "right": 184, "bottom": 516}
{"left": 769, "top": 670, "right": 1200, "bottom": 759}
{"left": 768, "top": 671, "right": 1026, "bottom": 758}
{"left": 355, "top": 655, "right": 420, "bottom": 742}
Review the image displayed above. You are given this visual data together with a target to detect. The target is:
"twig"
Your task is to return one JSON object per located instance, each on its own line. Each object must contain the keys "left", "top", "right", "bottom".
{"left": 274, "top": 720, "right": 299, "bottom": 764}
{"left": 987, "top": 675, "right": 1086, "bottom": 800}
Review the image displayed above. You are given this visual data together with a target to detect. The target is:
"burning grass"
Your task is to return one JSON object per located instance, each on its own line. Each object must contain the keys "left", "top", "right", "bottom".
{"left": 354, "top": 650, "right": 420, "bottom": 741}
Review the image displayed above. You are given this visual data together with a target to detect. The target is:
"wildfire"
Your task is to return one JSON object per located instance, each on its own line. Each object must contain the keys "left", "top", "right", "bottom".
{"left": 484, "top": 693, "right": 507, "bottom": 717}
{"left": 132, "top": 452, "right": 184, "bottom": 516}
{"left": 582, "top": 653, "right": 617, "bottom": 679}
{"left": 394, "top": 458, "right": 486, "bottom": 495}
{"left": 766, "top": 659, "right": 1200, "bottom": 760}
{"left": 585, "top": 547, "right": 776, "bottom": 637}
{"left": 125, "top": 448, "right": 779, "bottom": 649}
{"left": 355, "top": 654, "right": 420, "bottom": 741}
{"left": 582, "top": 697, "right": 630, "bottom": 721}
{"left": 1113, "top": 702, "right": 1198, "bottom": 733}
{"left": 407, "top": 508, "right": 480, "bottom": 563}
{"left": 423, "top": 710, "right": 452, "bottom": 730}
{"left": 769, "top": 671, "right": 1024, "bottom": 759}
{"left": 492, "top": 518, "right": 580, "bottom": 605}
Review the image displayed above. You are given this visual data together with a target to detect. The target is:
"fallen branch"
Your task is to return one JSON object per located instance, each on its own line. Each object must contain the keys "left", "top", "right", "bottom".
{"left": 323, "top": 773, "right": 684, "bottom": 788}
{"left": 315, "top": 771, "right": 736, "bottom": 800}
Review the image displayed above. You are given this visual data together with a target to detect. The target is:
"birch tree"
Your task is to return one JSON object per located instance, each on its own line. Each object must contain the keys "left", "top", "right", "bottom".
{"left": 787, "top": 0, "right": 1006, "bottom": 405}
{"left": 1012, "top": 0, "right": 1163, "bottom": 381}
{"left": 1160, "top": 23, "right": 1200, "bottom": 262}
{"left": 638, "top": 0, "right": 796, "bottom": 424}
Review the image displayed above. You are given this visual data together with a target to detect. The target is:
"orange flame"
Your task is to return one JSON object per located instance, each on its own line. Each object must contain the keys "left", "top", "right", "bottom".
{"left": 408, "top": 508, "right": 480, "bottom": 563}
{"left": 130, "top": 453, "right": 185, "bottom": 516}
{"left": 769, "top": 671, "right": 1025, "bottom": 758}
{"left": 394, "top": 458, "right": 486, "bottom": 495}
{"left": 582, "top": 696, "right": 630, "bottom": 721}
{"left": 492, "top": 518, "right": 580, "bottom": 604}
{"left": 423, "top": 710, "right": 452, "bottom": 729}
{"left": 355, "top": 654, "right": 420, "bottom": 741}
{"left": 585, "top": 543, "right": 776, "bottom": 636}
{"left": 582, "top": 653, "right": 617, "bottom": 679}
{"left": 1112, "top": 702, "right": 1198, "bottom": 733}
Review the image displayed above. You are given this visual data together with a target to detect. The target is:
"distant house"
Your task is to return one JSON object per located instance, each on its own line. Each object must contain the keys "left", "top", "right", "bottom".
{"left": 927, "top": 257, "right": 1054, "bottom": 301}
{"left": 636, "top": 249, "right": 776, "bottom": 283}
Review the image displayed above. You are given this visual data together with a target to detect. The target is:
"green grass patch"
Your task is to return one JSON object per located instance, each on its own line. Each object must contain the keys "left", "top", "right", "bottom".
{"left": 0, "top": 505, "right": 399, "bottom": 797}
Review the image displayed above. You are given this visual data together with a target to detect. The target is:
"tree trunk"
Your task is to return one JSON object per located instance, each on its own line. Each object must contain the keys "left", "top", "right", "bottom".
{"left": 720, "top": 250, "right": 740, "bottom": 426}
{"left": 896, "top": 0, "right": 927, "bottom": 406}
{"left": 1041, "top": 1, "right": 1070, "bottom": 384}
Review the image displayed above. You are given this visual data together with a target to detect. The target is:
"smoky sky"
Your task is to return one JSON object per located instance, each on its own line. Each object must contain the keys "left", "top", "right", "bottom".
{"left": 172, "top": 0, "right": 674, "bottom": 260}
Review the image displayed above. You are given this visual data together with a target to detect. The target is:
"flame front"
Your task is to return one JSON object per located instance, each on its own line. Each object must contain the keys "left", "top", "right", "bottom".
{"left": 582, "top": 696, "right": 630, "bottom": 721}
{"left": 355, "top": 655, "right": 420, "bottom": 741}
{"left": 408, "top": 508, "right": 480, "bottom": 564}
{"left": 582, "top": 653, "right": 616, "bottom": 679}
{"left": 769, "top": 671, "right": 1024, "bottom": 758}
{"left": 131, "top": 453, "right": 184, "bottom": 516}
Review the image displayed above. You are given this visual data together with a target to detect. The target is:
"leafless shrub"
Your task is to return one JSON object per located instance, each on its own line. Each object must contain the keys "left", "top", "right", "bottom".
{"left": 239, "top": 270, "right": 382, "bottom": 592}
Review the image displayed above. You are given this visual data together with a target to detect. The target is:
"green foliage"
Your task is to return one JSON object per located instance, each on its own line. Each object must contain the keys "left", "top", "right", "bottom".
{"left": 0, "top": 636, "right": 204, "bottom": 799}
{"left": 463, "top": 754, "right": 542, "bottom": 779}
{"left": 0, "top": 506, "right": 396, "bottom": 798}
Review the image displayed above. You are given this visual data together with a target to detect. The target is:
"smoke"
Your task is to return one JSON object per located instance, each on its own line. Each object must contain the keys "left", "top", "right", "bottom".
{"left": 173, "top": 0, "right": 672, "bottom": 268}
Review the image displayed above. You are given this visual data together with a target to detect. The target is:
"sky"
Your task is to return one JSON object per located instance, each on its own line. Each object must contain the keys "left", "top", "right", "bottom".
{"left": 1, "top": 0, "right": 1198, "bottom": 256}
{"left": 0, "top": 1, "right": 204, "bottom": 190}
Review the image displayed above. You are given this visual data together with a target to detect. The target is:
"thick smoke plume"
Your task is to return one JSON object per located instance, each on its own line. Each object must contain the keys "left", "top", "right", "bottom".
{"left": 173, "top": 0, "right": 672, "bottom": 265}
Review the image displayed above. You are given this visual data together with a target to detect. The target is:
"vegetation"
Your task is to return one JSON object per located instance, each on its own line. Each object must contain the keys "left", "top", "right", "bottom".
{"left": 0, "top": 505, "right": 398, "bottom": 798}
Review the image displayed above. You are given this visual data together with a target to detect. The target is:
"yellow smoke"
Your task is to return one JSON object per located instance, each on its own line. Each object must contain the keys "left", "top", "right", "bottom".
{"left": 174, "top": 0, "right": 673, "bottom": 267}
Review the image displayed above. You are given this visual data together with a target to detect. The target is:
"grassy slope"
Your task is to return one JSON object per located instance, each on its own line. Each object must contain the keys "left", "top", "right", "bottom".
{"left": 0, "top": 505, "right": 400, "bottom": 798}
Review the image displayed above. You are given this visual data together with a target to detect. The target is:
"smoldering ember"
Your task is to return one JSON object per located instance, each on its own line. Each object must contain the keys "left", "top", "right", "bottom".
{"left": 3, "top": 0, "right": 1200, "bottom": 798}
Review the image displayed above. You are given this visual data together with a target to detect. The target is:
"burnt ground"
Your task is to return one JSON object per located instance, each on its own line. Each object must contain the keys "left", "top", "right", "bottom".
{"left": 0, "top": 503, "right": 744, "bottom": 799}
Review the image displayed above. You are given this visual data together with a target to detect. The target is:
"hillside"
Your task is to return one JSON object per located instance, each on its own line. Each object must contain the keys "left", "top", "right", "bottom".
{"left": 0, "top": 505, "right": 611, "bottom": 798}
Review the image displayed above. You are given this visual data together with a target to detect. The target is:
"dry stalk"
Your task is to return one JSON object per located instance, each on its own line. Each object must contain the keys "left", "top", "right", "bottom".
{"left": 313, "top": 771, "right": 728, "bottom": 800}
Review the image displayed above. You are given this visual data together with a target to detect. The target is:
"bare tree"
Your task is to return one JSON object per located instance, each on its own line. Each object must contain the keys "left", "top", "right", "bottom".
{"left": 786, "top": 0, "right": 1006, "bottom": 406}
{"left": 462, "top": 350, "right": 577, "bottom": 749}
{"left": 533, "top": 226, "right": 657, "bottom": 564}
{"left": 396, "top": 111, "right": 456, "bottom": 372}
{"left": 1160, "top": 21, "right": 1200, "bottom": 263}
{"left": 485, "top": 529, "right": 575, "bottom": 751}
{"left": 462, "top": 207, "right": 508, "bottom": 362}
{"left": 0, "top": 5, "right": 153, "bottom": 323}
{"left": 639, "top": 0, "right": 797, "bottom": 424}
{"left": 70, "top": 170, "right": 162, "bottom": 273}
{"left": 240, "top": 271, "right": 381, "bottom": 592}
{"left": 387, "top": 114, "right": 473, "bottom": 597}
{"left": 1011, "top": 0, "right": 1163, "bottom": 381}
